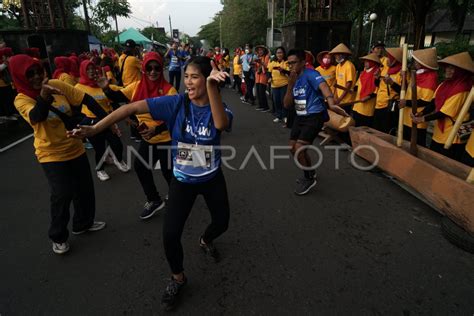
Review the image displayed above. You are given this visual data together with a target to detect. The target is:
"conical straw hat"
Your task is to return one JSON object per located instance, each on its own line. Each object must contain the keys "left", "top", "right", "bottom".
{"left": 412, "top": 48, "right": 438, "bottom": 70}
{"left": 359, "top": 53, "right": 382, "bottom": 65}
{"left": 305, "top": 50, "right": 315, "bottom": 64}
{"left": 438, "top": 51, "right": 474, "bottom": 73}
{"left": 385, "top": 47, "right": 403, "bottom": 63}
{"left": 329, "top": 43, "right": 352, "bottom": 55}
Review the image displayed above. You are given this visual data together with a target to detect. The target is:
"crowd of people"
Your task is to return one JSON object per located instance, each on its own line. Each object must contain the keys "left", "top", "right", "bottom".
{"left": 1, "top": 36, "right": 473, "bottom": 311}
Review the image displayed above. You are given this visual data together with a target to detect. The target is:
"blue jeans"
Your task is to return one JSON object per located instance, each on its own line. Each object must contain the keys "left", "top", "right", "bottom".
{"left": 272, "top": 85, "right": 288, "bottom": 119}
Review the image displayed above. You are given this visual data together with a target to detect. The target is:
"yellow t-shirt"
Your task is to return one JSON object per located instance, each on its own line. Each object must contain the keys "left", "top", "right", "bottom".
{"left": 432, "top": 88, "right": 470, "bottom": 145}
{"left": 465, "top": 132, "right": 474, "bottom": 158}
{"left": 315, "top": 65, "right": 336, "bottom": 88}
{"left": 119, "top": 54, "right": 142, "bottom": 87}
{"left": 14, "top": 80, "right": 86, "bottom": 163}
{"left": 353, "top": 76, "right": 378, "bottom": 117}
{"left": 380, "top": 56, "right": 389, "bottom": 69}
{"left": 375, "top": 70, "right": 402, "bottom": 109}
{"left": 402, "top": 84, "right": 435, "bottom": 129}
{"left": 121, "top": 82, "right": 177, "bottom": 144}
{"left": 233, "top": 55, "right": 242, "bottom": 75}
{"left": 267, "top": 60, "right": 289, "bottom": 88}
{"left": 75, "top": 83, "right": 113, "bottom": 118}
{"left": 335, "top": 60, "right": 356, "bottom": 104}
{"left": 58, "top": 73, "right": 77, "bottom": 86}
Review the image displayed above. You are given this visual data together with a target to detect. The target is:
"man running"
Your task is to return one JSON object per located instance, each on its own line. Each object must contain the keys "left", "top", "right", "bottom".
{"left": 284, "top": 49, "right": 348, "bottom": 195}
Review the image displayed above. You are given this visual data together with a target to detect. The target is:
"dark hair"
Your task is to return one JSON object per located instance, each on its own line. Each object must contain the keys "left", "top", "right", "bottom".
{"left": 184, "top": 56, "right": 212, "bottom": 78}
{"left": 287, "top": 48, "right": 305, "bottom": 61}
{"left": 100, "top": 56, "right": 114, "bottom": 68}
{"left": 273, "top": 46, "right": 287, "bottom": 61}
{"left": 181, "top": 56, "right": 214, "bottom": 137}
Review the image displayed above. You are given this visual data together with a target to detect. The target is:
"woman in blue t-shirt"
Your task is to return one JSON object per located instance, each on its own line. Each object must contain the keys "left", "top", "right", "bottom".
{"left": 68, "top": 56, "right": 232, "bottom": 311}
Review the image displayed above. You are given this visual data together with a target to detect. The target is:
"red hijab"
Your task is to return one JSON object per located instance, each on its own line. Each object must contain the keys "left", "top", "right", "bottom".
{"left": 24, "top": 48, "right": 40, "bottom": 59}
{"left": 416, "top": 68, "right": 438, "bottom": 91}
{"left": 69, "top": 55, "right": 80, "bottom": 77}
{"left": 1, "top": 48, "right": 13, "bottom": 57}
{"left": 9, "top": 54, "right": 42, "bottom": 99}
{"left": 435, "top": 66, "right": 473, "bottom": 132}
{"left": 52, "top": 56, "right": 72, "bottom": 79}
{"left": 359, "top": 61, "right": 380, "bottom": 99}
{"left": 79, "top": 60, "right": 98, "bottom": 88}
{"left": 386, "top": 53, "right": 402, "bottom": 75}
{"left": 132, "top": 52, "right": 173, "bottom": 102}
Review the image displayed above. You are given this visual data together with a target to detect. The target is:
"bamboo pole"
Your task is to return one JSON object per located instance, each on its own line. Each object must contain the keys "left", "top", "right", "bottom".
{"left": 444, "top": 86, "right": 474, "bottom": 149}
{"left": 410, "top": 70, "right": 418, "bottom": 155}
{"left": 396, "top": 44, "right": 408, "bottom": 147}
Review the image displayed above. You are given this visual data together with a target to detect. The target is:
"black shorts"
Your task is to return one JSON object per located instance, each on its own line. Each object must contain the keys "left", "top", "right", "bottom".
{"left": 290, "top": 113, "right": 324, "bottom": 143}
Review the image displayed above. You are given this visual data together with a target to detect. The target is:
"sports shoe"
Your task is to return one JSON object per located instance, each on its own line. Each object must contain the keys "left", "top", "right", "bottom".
{"left": 52, "top": 242, "right": 70, "bottom": 254}
{"left": 255, "top": 107, "right": 264, "bottom": 111}
{"left": 240, "top": 96, "right": 245, "bottom": 101}
{"left": 84, "top": 141, "right": 94, "bottom": 150}
{"left": 294, "top": 177, "right": 317, "bottom": 196}
{"left": 273, "top": 118, "right": 281, "bottom": 123}
{"left": 261, "top": 108, "right": 270, "bottom": 113}
{"left": 114, "top": 160, "right": 130, "bottom": 172}
{"left": 72, "top": 221, "right": 107, "bottom": 235}
{"left": 199, "top": 236, "right": 220, "bottom": 262}
{"left": 140, "top": 199, "right": 165, "bottom": 220}
{"left": 97, "top": 170, "right": 110, "bottom": 181}
{"left": 161, "top": 275, "right": 187, "bottom": 311}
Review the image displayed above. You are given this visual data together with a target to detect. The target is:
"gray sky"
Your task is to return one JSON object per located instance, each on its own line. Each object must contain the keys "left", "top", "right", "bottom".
{"left": 116, "top": 0, "right": 223, "bottom": 37}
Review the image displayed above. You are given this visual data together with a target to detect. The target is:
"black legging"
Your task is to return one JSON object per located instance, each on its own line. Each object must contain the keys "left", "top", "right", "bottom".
{"left": 82, "top": 117, "right": 123, "bottom": 170}
{"left": 243, "top": 71, "right": 255, "bottom": 102}
{"left": 169, "top": 70, "right": 181, "bottom": 91}
{"left": 134, "top": 140, "right": 172, "bottom": 202}
{"left": 163, "top": 169, "right": 230, "bottom": 274}
{"left": 256, "top": 83, "right": 269, "bottom": 110}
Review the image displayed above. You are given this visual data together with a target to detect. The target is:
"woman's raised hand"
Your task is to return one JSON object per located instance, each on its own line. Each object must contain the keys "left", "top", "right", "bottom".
{"left": 207, "top": 60, "right": 229, "bottom": 85}
{"left": 66, "top": 125, "right": 97, "bottom": 139}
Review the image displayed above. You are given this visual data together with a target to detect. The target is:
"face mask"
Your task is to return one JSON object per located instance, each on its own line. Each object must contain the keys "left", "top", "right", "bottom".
{"left": 245, "top": 49, "right": 250, "bottom": 54}
{"left": 322, "top": 57, "right": 331, "bottom": 65}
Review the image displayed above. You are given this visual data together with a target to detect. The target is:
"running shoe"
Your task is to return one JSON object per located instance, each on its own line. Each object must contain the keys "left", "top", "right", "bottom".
{"left": 255, "top": 107, "right": 265, "bottom": 111}
{"left": 273, "top": 118, "right": 281, "bottom": 123}
{"left": 72, "top": 221, "right": 107, "bottom": 235}
{"left": 161, "top": 275, "right": 187, "bottom": 311}
{"left": 97, "top": 170, "right": 110, "bottom": 181}
{"left": 199, "top": 236, "right": 220, "bottom": 262}
{"left": 114, "top": 160, "right": 130, "bottom": 172}
{"left": 294, "top": 177, "right": 317, "bottom": 195}
{"left": 140, "top": 199, "right": 165, "bottom": 220}
{"left": 260, "top": 108, "right": 270, "bottom": 113}
{"left": 52, "top": 242, "right": 70, "bottom": 254}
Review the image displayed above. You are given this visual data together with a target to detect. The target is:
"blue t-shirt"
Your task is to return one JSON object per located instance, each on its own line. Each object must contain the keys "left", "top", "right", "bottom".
{"left": 167, "top": 50, "right": 183, "bottom": 71}
{"left": 240, "top": 53, "right": 256, "bottom": 72}
{"left": 147, "top": 94, "right": 233, "bottom": 183}
{"left": 292, "top": 68, "right": 326, "bottom": 116}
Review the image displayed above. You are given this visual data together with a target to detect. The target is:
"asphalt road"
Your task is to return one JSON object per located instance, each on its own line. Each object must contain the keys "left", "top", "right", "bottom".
{"left": 1, "top": 87, "right": 473, "bottom": 315}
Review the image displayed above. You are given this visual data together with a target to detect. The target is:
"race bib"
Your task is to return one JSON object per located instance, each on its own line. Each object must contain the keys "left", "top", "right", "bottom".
{"left": 171, "top": 56, "right": 178, "bottom": 64}
{"left": 295, "top": 99, "right": 307, "bottom": 115}
{"left": 176, "top": 142, "right": 213, "bottom": 168}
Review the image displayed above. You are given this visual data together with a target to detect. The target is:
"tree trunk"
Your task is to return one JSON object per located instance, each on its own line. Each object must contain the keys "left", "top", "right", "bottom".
{"left": 410, "top": 0, "right": 434, "bottom": 50}
{"left": 114, "top": 14, "right": 119, "bottom": 44}
{"left": 355, "top": 14, "right": 363, "bottom": 58}
{"left": 82, "top": 0, "right": 91, "bottom": 34}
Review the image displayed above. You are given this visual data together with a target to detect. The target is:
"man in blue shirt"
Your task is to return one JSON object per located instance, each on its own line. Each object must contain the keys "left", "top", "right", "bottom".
{"left": 166, "top": 42, "right": 184, "bottom": 90}
{"left": 239, "top": 44, "right": 257, "bottom": 105}
{"left": 284, "top": 49, "right": 348, "bottom": 195}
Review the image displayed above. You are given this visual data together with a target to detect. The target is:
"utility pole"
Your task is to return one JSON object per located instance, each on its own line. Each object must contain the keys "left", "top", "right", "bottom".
{"left": 270, "top": 0, "right": 274, "bottom": 47}
{"left": 82, "top": 0, "right": 91, "bottom": 34}
{"left": 169, "top": 15, "right": 173, "bottom": 41}
{"left": 219, "top": 14, "right": 222, "bottom": 48}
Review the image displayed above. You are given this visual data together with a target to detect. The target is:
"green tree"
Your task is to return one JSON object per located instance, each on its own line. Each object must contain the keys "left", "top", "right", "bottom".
{"left": 141, "top": 26, "right": 171, "bottom": 44}
{"left": 91, "top": 0, "right": 131, "bottom": 43}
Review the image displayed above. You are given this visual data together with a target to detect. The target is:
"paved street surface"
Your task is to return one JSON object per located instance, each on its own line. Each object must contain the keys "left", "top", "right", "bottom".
{"left": 1, "top": 87, "right": 473, "bottom": 315}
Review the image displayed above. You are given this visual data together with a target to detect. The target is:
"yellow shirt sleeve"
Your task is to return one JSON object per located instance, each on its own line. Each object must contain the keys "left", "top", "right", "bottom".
{"left": 58, "top": 73, "right": 77, "bottom": 86}
{"left": 48, "top": 79, "right": 85, "bottom": 106}
{"left": 121, "top": 81, "right": 140, "bottom": 100}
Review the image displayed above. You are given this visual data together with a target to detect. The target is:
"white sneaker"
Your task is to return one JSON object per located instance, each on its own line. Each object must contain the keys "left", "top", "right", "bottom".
{"left": 114, "top": 160, "right": 130, "bottom": 172}
{"left": 97, "top": 170, "right": 110, "bottom": 181}
{"left": 52, "top": 242, "right": 70, "bottom": 254}
{"left": 273, "top": 118, "right": 281, "bottom": 123}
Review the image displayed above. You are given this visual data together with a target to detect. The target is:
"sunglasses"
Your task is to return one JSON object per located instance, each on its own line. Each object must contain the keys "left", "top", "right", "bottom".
{"left": 146, "top": 65, "right": 162, "bottom": 72}
{"left": 26, "top": 69, "right": 44, "bottom": 78}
